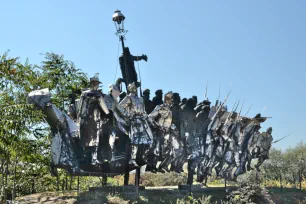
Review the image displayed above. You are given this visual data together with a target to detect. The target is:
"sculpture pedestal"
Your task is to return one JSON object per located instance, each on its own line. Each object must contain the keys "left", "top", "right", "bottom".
{"left": 178, "top": 184, "right": 202, "bottom": 191}
{"left": 89, "top": 185, "right": 145, "bottom": 192}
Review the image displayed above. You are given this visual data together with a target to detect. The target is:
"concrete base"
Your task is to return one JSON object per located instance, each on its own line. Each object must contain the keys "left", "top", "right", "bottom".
{"left": 89, "top": 185, "right": 145, "bottom": 192}
{"left": 178, "top": 184, "right": 202, "bottom": 191}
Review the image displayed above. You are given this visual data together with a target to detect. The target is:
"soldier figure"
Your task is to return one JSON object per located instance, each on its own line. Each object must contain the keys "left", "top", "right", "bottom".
{"left": 234, "top": 114, "right": 266, "bottom": 177}
{"left": 143, "top": 89, "right": 154, "bottom": 114}
{"left": 253, "top": 127, "right": 273, "bottom": 171}
{"left": 191, "top": 96, "right": 198, "bottom": 108}
{"left": 79, "top": 74, "right": 109, "bottom": 165}
{"left": 152, "top": 89, "right": 164, "bottom": 107}
{"left": 171, "top": 93, "right": 181, "bottom": 130}
{"left": 147, "top": 92, "right": 174, "bottom": 173}
{"left": 119, "top": 47, "right": 147, "bottom": 89}
{"left": 103, "top": 84, "right": 129, "bottom": 162}
{"left": 179, "top": 99, "right": 196, "bottom": 180}
{"left": 195, "top": 100, "right": 211, "bottom": 181}
{"left": 119, "top": 83, "right": 153, "bottom": 167}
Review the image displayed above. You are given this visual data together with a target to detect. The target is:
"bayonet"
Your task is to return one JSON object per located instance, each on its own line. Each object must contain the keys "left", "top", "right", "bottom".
{"left": 225, "top": 100, "right": 238, "bottom": 124}
{"left": 234, "top": 100, "right": 240, "bottom": 112}
{"left": 205, "top": 81, "right": 208, "bottom": 99}
{"left": 271, "top": 134, "right": 291, "bottom": 144}
{"left": 262, "top": 106, "right": 267, "bottom": 114}
{"left": 244, "top": 104, "right": 253, "bottom": 117}
{"left": 217, "top": 82, "right": 221, "bottom": 102}
{"left": 208, "top": 89, "right": 232, "bottom": 130}
{"left": 238, "top": 99, "right": 245, "bottom": 118}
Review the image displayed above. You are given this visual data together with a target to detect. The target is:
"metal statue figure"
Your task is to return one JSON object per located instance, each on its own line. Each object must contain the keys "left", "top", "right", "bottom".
{"left": 146, "top": 92, "right": 174, "bottom": 173}
{"left": 119, "top": 47, "right": 147, "bottom": 89}
{"left": 143, "top": 89, "right": 154, "bottom": 114}
{"left": 180, "top": 98, "right": 187, "bottom": 107}
{"left": 27, "top": 88, "right": 80, "bottom": 173}
{"left": 102, "top": 84, "right": 129, "bottom": 163}
{"left": 171, "top": 93, "right": 181, "bottom": 131}
{"left": 159, "top": 124, "right": 184, "bottom": 173}
{"left": 248, "top": 127, "right": 273, "bottom": 171}
{"left": 78, "top": 74, "right": 109, "bottom": 166}
{"left": 234, "top": 114, "right": 267, "bottom": 177}
{"left": 119, "top": 83, "right": 153, "bottom": 167}
{"left": 200, "top": 105, "right": 227, "bottom": 179}
{"left": 152, "top": 89, "right": 164, "bottom": 107}
{"left": 187, "top": 100, "right": 211, "bottom": 185}
{"left": 195, "top": 100, "right": 211, "bottom": 181}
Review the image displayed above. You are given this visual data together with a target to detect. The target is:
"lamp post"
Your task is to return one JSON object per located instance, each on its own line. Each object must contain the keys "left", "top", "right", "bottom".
{"left": 112, "top": 10, "right": 127, "bottom": 52}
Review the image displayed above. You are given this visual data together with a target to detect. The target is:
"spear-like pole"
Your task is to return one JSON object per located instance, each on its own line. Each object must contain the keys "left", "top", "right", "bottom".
{"left": 205, "top": 81, "right": 208, "bottom": 99}
{"left": 238, "top": 99, "right": 245, "bottom": 118}
{"left": 244, "top": 105, "right": 253, "bottom": 117}
{"left": 225, "top": 100, "right": 238, "bottom": 124}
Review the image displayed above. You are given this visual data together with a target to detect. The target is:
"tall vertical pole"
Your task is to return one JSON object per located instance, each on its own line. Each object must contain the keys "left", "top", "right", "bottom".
{"left": 77, "top": 176, "right": 80, "bottom": 194}
{"left": 224, "top": 174, "right": 227, "bottom": 194}
{"left": 280, "top": 171, "right": 283, "bottom": 192}
{"left": 120, "top": 35, "right": 125, "bottom": 51}
{"left": 135, "top": 167, "right": 140, "bottom": 199}
{"left": 299, "top": 169, "right": 302, "bottom": 191}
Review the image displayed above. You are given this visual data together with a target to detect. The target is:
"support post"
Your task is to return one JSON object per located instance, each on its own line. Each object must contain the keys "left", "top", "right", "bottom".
{"left": 102, "top": 174, "right": 107, "bottom": 187}
{"left": 77, "top": 176, "right": 80, "bottom": 194}
{"left": 135, "top": 167, "right": 140, "bottom": 199}
{"left": 299, "top": 169, "right": 302, "bottom": 191}
{"left": 224, "top": 173, "right": 227, "bottom": 194}
{"left": 280, "top": 173, "right": 283, "bottom": 192}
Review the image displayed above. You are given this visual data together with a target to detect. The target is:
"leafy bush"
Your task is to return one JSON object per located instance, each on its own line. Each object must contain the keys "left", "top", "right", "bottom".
{"left": 226, "top": 183, "right": 274, "bottom": 204}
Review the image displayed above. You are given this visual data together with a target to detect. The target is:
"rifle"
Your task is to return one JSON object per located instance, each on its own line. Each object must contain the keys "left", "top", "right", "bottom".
{"left": 208, "top": 89, "right": 232, "bottom": 130}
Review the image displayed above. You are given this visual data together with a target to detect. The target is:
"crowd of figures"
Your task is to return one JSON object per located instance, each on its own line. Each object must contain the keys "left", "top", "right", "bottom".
{"left": 27, "top": 74, "right": 273, "bottom": 185}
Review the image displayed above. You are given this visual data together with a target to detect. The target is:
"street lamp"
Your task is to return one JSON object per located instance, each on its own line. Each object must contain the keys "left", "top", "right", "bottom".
{"left": 112, "top": 10, "right": 126, "bottom": 35}
{"left": 112, "top": 10, "right": 128, "bottom": 51}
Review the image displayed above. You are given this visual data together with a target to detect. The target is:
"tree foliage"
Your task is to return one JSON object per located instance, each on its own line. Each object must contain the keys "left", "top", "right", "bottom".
{"left": 0, "top": 51, "right": 90, "bottom": 201}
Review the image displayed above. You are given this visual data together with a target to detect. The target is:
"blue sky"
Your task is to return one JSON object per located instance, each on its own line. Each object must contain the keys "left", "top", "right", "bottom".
{"left": 1, "top": 0, "right": 305, "bottom": 149}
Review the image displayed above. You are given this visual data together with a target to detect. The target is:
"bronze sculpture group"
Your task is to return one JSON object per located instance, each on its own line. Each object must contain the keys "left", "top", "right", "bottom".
{"left": 26, "top": 10, "right": 274, "bottom": 186}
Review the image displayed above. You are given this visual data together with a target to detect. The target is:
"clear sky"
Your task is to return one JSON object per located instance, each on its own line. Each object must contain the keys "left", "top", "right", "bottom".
{"left": 1, "top": 0, "right": 305, "bottom": 149}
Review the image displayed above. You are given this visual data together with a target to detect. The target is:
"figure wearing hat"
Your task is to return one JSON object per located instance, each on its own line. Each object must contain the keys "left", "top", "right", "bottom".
{"left": 79, "top": 73, "right": 109, "bottom": 166}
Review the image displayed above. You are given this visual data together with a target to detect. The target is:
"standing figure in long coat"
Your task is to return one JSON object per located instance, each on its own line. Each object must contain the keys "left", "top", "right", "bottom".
{"left": 147, "top": 92, "right": 174, "bottom": 173}
{"left": 79, "top": 75, "right": 109, "bottom": 165}
{"left": 119, "top": 47, "right": 147, "bottom": 89}
{"left": 119, "top": 83, "right": 153, "bottom": 166}
{"left": 103, "top": 84, "right": 129, "bottom": 162}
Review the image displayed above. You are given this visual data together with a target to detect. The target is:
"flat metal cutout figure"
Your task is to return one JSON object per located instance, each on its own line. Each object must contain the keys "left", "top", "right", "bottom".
{"left": 119, "top": 83, "right": 153, "bottom": 167}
